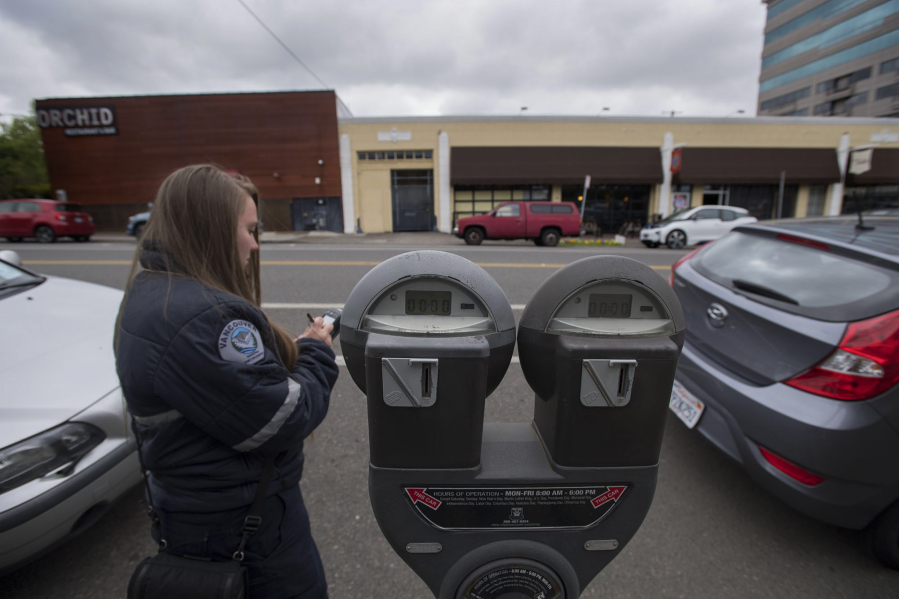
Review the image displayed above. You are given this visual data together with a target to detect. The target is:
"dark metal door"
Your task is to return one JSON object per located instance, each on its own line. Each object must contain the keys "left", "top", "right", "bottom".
{"left": 392, "top": 170, "right": 433, "bottom": 232}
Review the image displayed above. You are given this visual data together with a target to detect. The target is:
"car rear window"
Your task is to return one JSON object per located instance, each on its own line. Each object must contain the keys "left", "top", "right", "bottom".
{"left": 55, "top": 203, "right": 83, "bottom": 212}
{"left": 552, "top": 205, "right": 573, "bottom": 213}
{"left": 529, "top": 204, "right": 552, "bottom": 213}
{"left": 692, "top": 231, "right": 898, "bottom": 320}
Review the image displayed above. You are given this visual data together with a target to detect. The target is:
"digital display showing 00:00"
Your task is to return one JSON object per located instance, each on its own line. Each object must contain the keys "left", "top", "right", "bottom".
{"left": 588, "top": 293, "right": 632, "bottom": 318}
{"left": 405, "top": 290, "right": 452, "bottom": 315}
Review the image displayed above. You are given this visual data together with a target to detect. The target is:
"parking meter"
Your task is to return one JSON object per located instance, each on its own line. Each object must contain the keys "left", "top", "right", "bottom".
{"left": 341, "top": 251, "right": 517, "bottom": 469}
{"left": 342, "top": 253, "right": 684, "bottom": 599}
{"left": 518, "top": 255, "right": 685, "bottom": 469}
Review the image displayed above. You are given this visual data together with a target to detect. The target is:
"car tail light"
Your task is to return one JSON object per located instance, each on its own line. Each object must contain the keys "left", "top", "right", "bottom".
{"left": 668, "top": 246, "right": 703, "bottom": 287}
{"left": 786, "top": 310, "right": 899, "bottom": 401}
{"left": 759, "top": 446, "right": 824, "bottom": 486}
{"left": 55, "top": 214, "right": 67, "bottom": 222}
{"left": 776, "top": 233, "right": 830, "bottom": 252}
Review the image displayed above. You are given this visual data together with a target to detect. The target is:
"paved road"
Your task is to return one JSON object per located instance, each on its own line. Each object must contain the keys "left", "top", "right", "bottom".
{"left": 3, "top": 239, "right": 898, "bottom": 598}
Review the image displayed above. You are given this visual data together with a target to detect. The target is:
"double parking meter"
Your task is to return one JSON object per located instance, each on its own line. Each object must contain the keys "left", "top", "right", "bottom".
{"left": 341, "top": 252, "right": 684, "bottom": 599}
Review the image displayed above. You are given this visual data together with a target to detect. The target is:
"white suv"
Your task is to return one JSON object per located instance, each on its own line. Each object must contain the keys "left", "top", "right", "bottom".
{"left": 640, "top": 206, "right": 758, "bottom": 249}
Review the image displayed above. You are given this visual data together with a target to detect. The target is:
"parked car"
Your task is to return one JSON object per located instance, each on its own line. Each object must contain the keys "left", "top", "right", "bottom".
{"left": 453, "top": 201, "right": 581, "bottom": 247}
{"left": 0, "top": 250, "right": 141, "bottom": 574}
{"left": 668, "top": 216, "right": 899, "bottom": 568}
{"left": 641, "top": 205, "right": 757, "bottom": 249}
{"left": 0, "top": 199, "right": 95, "bottom": 243}
{"left": 125, "top": 208, "right": 150, "bottom": 238}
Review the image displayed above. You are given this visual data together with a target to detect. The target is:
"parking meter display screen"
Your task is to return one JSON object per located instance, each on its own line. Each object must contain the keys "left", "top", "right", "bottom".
{"left": 405, "top": 290, "right": 452, "bottom": 315}
{"left": 547, "top": 280, "right": 675, "bottom": 336}
{"left": 587, "top": 294, "right": 631, "bottom": 318}
{"left": 360, "top": 277, "right": 497, "bottom": 336}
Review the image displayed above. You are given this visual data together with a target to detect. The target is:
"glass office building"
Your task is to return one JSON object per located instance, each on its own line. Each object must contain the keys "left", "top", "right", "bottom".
{"left": 759, "top": 0, "right": 899, "bottom": 117}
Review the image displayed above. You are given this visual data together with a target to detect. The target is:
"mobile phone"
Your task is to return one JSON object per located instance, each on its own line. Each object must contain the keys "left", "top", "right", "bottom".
{"left": 321, "top": 308, "right": 342, "bottom": 339}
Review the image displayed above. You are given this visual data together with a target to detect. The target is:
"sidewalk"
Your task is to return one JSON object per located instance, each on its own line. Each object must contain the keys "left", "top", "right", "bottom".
{"left": 90, "top": 231, "right": 647, "bottom": 248}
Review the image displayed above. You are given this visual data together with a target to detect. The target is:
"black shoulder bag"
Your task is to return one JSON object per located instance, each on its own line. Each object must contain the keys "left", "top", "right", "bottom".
{"left": 127, "top": 428, "right": 276, "bottom": 599}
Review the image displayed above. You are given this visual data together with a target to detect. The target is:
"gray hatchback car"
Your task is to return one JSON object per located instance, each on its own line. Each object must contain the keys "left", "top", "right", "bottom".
{"left": 668, "top": 216, "right": 899, "bottom": 568}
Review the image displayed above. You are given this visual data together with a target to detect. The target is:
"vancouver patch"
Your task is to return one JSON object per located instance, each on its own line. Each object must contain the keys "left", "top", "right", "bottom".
{"left": 219, "top": 320, "right": 266, "bottom": 365}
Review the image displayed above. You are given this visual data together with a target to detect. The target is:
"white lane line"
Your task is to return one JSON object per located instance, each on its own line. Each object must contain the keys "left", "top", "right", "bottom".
{"left": 333, "top": 355, "right": 520, "bottom": 366}
{"left": 264, "top": 303, "right": 529, "bottom": 310}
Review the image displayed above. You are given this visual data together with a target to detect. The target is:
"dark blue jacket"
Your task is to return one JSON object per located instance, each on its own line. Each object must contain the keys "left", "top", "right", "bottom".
{"left": 116, "top": 262, "right": 338, "bottom": 514}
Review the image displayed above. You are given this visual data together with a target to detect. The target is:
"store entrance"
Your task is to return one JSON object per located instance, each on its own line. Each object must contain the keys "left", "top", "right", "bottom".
{"left": 392, "top": 169, "right": 434, "bottom": 231}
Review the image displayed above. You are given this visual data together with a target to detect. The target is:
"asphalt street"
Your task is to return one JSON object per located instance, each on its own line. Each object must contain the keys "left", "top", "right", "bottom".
{"left": 2, "top": 237, "right": 898, "bottom": 598}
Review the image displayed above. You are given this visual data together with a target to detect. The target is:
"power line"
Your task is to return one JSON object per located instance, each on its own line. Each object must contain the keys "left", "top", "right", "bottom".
{"left": 234, "top": 0, "right": 330, "bottom": 90}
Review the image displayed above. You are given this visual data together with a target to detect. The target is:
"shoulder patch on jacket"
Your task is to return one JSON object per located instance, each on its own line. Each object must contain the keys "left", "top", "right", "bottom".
{"left": 219, "top": 320, "right": 266, "bottom": 365}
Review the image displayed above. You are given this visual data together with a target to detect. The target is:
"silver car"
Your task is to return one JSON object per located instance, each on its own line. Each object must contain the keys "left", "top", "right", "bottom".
{"left": 0, "top": 251, "right": 141, "bottom": 574}
{"left": 668, "top": 216, "right": 899, "bottom": 569}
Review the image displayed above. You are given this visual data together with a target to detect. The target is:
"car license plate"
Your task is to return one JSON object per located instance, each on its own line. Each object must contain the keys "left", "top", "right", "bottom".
{"left": 74, "top": 217, "right": 83, "bottom": 222}
{"left": 669, "top": 380, "right": 704, "bottom": 429}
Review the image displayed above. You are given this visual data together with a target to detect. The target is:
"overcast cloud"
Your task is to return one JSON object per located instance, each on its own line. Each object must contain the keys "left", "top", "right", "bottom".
{"left": 0, "top": 0, "right": 767, "bottom": 120}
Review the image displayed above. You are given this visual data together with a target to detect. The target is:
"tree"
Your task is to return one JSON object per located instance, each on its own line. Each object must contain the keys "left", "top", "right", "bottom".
{"left": 0, "top": 113, "right": 51, "bottom": 199}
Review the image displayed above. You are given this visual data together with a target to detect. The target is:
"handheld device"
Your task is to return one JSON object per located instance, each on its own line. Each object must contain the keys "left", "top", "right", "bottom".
{"left": 321, "top": 308, "right": 342, "bottom": 339}
{"left": 306, "top": 309, "right": 343, "bottom": 339}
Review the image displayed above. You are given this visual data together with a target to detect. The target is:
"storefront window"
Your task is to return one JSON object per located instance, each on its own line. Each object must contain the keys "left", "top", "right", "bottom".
{"left": 561, "top": 184, "right": 650, "bottom": 236}
{"left": 842, "top": 185, "right": 899, "bottom": 214}
{"left": 453, "top": 185, "right": 552, "bottom": 222}
{"left": 729, "top": 184, "right": 798, "bottom": 220}
{"left": 807, "top": 185, "right": 827, "bottom": 216}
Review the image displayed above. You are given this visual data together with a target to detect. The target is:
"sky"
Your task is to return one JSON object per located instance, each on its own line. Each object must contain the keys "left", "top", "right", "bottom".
{"left": 0, "top": 0, "right": 769, "bottom": 121}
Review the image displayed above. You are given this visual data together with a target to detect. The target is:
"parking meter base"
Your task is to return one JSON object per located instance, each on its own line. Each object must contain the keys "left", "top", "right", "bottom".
{"left": 368, "top": 422, "right": 659, "bottom": 599}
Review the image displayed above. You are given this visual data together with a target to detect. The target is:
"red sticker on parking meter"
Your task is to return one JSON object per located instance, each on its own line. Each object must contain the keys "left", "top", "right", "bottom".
{"left": 403, "top": 485, "right": 629, "bottom": 530}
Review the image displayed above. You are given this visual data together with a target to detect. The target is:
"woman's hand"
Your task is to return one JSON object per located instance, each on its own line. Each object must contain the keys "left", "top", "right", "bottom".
{"left": 297, "top": 317, "right": 333, "bottom": 348}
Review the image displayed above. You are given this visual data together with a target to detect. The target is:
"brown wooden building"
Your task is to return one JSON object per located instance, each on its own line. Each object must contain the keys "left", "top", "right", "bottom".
{"left": 35, "top": 90, "right": 342, "bottom": 231}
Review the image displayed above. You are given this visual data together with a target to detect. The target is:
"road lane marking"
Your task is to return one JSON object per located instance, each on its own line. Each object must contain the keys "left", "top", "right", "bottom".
{"left": 23, "top": 259, "right": 672, "bottom": 271}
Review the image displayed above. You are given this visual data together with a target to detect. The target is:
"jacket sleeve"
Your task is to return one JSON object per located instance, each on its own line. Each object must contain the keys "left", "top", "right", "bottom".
{"left": 151, "top": 301, "right": 336, "bottom": 455}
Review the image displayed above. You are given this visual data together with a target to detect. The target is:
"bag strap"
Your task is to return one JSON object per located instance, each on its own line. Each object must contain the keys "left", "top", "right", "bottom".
{"left": 131, "top": 416, "right": 277, "bottom": 562}
{"left": 131, "top": 422, "right": 164, "bottom": 551}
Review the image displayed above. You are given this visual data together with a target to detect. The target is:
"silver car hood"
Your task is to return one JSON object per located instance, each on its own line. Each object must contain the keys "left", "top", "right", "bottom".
{"left": 0, "top": 276, "right": 124, "bottom": 449}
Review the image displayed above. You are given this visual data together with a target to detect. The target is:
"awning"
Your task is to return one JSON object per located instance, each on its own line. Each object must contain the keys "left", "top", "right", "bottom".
{"left": 675, "top": 148, "right": 840, "bottom": 185}
{"left": 451, "top": 147, "right": 663, "bottom": 185}
{"left": 846, "top": 148, "right": 899, "bottom": 185}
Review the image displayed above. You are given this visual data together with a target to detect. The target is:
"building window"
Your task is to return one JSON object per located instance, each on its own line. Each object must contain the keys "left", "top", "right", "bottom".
{"left": 807, "top": 185, "right": 828, "bottom": 216}
{"left": 876, "top": 82, "right": 899, "bottom": 99}
{"left": 763, "top": 2, "right": 899, "bottom": 71}
{"left": 760, "top": 29, "right": 899, "bottom": 93}
{"left": 843, "top": 185, "right": 899, "bottom": 213}
{"left": 881, "top": 56, "right": 899, "bottom": 74}
{"left": 814, "top": 92, "right": 868, "bottom": 115}
{"left": 561, "top": 184, "right": 651, "bottom": 236}
{"left": 767, "top": 0, "right": 805, "bottom": 20}
{"left": 816, "top": 67, "right": 872, "bottom": 94}
{"left": 765, "top": 0, "right": 869, "bottom": 46}
{"left": 780, "top": 108, "right": 810, "bottom": 116}
{"left": 358, "top": 150, "right": 435, "bottom": 161}
{"left": 760, "top": 87, "right": 810, "bottom": 111}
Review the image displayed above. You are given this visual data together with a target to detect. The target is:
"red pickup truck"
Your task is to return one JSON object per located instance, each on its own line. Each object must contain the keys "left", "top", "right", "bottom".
{"left": 453, "top": 201, "right": 581, "bottom": 247}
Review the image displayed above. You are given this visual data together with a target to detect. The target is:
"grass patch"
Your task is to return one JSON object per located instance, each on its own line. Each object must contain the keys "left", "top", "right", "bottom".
{"left": 560, "top": 238, "right": 623, "bottom": 246}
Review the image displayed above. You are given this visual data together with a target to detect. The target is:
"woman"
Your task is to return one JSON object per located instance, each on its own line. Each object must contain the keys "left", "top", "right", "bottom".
{"left": 115, "top": 165, "right": 338, "bottom": 598}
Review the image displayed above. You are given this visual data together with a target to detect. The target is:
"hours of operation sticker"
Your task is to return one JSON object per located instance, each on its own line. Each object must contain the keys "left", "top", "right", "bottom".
{"left": 403, "top": 485, "right": 629, "bottom": 530}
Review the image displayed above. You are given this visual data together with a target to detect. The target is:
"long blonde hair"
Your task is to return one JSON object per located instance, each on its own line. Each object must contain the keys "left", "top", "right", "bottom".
{"left": 117, "top": 164, "right": 298, "bottom": 368}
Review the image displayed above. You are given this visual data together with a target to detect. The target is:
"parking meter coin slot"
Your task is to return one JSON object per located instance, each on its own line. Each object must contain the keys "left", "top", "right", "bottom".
{"left": 382, "top": 358, "right": 438, "bottom": 407}
{"left": 581, "top": 359, "right": 637, "bottom": 407}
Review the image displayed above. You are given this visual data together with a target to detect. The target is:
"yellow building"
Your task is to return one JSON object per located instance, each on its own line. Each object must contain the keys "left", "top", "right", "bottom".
{"left": 337, "top": 115, "right": 899, "bottom": 234}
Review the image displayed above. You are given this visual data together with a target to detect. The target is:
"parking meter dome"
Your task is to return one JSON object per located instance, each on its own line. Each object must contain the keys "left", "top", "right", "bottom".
{"left": 340, "top": 250, "right": 517, "bottom": 396}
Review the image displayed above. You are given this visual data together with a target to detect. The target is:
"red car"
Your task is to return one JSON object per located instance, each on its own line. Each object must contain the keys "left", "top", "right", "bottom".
{"left": 0, "top": 199, "right": 94, "bottom": 243}
{"left": 453, "top": 201, "right": 581, "bottom": 247}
